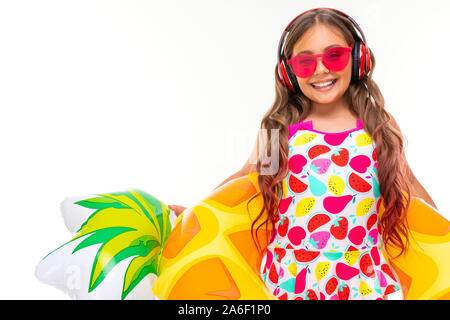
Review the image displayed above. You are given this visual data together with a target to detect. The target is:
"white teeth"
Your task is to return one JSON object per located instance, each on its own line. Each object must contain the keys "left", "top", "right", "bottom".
{"left": 312, "top": 79, "right": 335, "bottom": 88}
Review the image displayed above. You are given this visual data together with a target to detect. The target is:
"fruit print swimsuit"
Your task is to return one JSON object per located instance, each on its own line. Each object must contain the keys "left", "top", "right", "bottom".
{"left": 261, "top": 118, "right": 402, "bottom": 300}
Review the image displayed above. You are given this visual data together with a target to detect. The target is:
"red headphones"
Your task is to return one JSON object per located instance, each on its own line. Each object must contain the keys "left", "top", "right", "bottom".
{"left": 277, "top": 7, "right": 371, "bottom": 94}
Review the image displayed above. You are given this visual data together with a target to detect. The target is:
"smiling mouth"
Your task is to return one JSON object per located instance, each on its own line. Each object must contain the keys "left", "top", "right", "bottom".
{"left": 310, "top": 79, "right": 337, "bottom": 89}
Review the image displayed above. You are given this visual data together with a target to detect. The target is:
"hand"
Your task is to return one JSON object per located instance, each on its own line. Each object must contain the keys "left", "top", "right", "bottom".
{"left": 168, "top": 205, "right": 187, "bottom": 217}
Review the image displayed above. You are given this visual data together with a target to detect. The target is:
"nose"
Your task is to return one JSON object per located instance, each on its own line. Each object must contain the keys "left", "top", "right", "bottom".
{"left": 313, "top": 57, "right": 330, "bottom": 75}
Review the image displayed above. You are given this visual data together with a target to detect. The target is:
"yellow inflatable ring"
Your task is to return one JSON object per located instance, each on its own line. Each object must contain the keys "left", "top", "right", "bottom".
{"left": 153, "top": 172, "right": 450, "bottom": 300}
{"left": 153, "top": 172, "right": 275, "bottom": 299}
{"left": 380, "top": 196, "right": 450, "bottom": 299}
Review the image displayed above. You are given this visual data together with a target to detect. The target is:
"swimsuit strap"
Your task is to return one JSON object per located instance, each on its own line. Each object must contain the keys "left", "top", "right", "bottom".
{"left": 289, "top": 118, "right": 363, "bottom": 139}
{"left": 300, "top": 118, "right": 363, "bottom": 130}
{"left": 356, "top": 118, "right": 363, "bottom": 129}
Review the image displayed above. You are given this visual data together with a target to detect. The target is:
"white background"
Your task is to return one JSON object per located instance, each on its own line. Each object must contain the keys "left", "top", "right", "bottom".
{"left": 0, "top": 0, "right": 449, "bottom": 299}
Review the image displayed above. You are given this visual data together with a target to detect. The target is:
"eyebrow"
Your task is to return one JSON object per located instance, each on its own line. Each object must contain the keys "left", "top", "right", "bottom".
{"left": 295, "top": 44, "right": 343, "bottom": 55}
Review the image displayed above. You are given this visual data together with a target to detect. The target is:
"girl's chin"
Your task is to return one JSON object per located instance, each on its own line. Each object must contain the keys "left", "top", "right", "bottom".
{"left": 306, "top": 93, "right": 342, "bottom": 105}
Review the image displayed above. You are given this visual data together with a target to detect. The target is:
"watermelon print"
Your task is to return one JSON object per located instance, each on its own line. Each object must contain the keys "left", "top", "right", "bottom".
{"left": 262, "top": 119, "right": 401, "bottom": 300}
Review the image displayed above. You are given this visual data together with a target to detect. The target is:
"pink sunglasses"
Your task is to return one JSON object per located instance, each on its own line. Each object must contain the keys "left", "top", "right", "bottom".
{"left": 287, "top": 46, "right": 353, "bottom": 78}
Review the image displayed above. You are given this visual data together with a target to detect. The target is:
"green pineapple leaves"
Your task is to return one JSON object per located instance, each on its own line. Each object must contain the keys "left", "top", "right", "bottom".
{"left": 67, "top": 190, "right": 171, "bottom": 299}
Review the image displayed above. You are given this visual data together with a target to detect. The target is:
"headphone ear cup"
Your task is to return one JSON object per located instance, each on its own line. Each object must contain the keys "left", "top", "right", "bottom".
{"left": 361, "top": 42, "right": 371, "bottom": 76}
{"left": 351, "top": 41, "right": 362, "bottom": 82}
{"left": 280, "top": 56, "right": 301, "bottom": 93}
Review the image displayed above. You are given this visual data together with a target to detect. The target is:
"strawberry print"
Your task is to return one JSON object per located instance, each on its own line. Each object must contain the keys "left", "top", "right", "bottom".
{"left": 310, "top": 158, "right": 332, "bottom": 174}
{"left": 262, "top": 118, "right": 401, "bottom": 300}
{"left": 308, "top": 231, "right": 330, "bottom": 249}
{"left": 384, "top": 284, "right": 400, "bottom": 295}
{"left": 273, "top": 247, "right": 286, "bottom": 263}
{"left": 330, "top": 147, "right": 349, "bottom": 166}
{"left": 381, "top": 263, "right": 397, "bottom": 281}
{"left": 277, "top": 215, "right": 289, "bottom": 237}
{"left": 330, "top": 216, "right": 348, "bottom": 240}
{"left": 338, "top": 283, "right": 350, "bottom": 300}
{"left": 304, "top": 289, "right": 319, "bottom": 300}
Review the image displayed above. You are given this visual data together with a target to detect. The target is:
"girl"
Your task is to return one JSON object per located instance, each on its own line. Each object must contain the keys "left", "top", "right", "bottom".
{"left": 170, "top": 8, "right": 438, "bottom": 300}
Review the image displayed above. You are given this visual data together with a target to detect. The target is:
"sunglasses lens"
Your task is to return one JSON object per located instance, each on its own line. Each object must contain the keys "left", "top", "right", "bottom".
{"left": 323, "top": 47, "right": 351, "bottom": 71}
{"left": 289, "top": 54, "right": 316, "bottom": 78}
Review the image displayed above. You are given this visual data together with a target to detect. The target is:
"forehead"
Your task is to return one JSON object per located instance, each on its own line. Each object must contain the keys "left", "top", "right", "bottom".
{"left": 292, "top": 23, "right": 348, "bottom": 55}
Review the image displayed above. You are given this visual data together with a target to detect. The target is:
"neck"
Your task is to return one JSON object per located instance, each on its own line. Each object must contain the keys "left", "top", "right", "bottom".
{"left": 310, "top": 96, "right": 352, "bottom": 119}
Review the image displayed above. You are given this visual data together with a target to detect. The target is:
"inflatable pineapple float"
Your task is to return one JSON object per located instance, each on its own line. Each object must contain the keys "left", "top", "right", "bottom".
{"left": 36, "top": 172, "right": 449, "bottom": 300}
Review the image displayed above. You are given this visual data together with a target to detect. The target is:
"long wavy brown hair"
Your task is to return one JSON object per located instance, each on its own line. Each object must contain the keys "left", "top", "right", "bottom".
{"left": 248, "top": 8, "right": 413, "bottom": 260}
